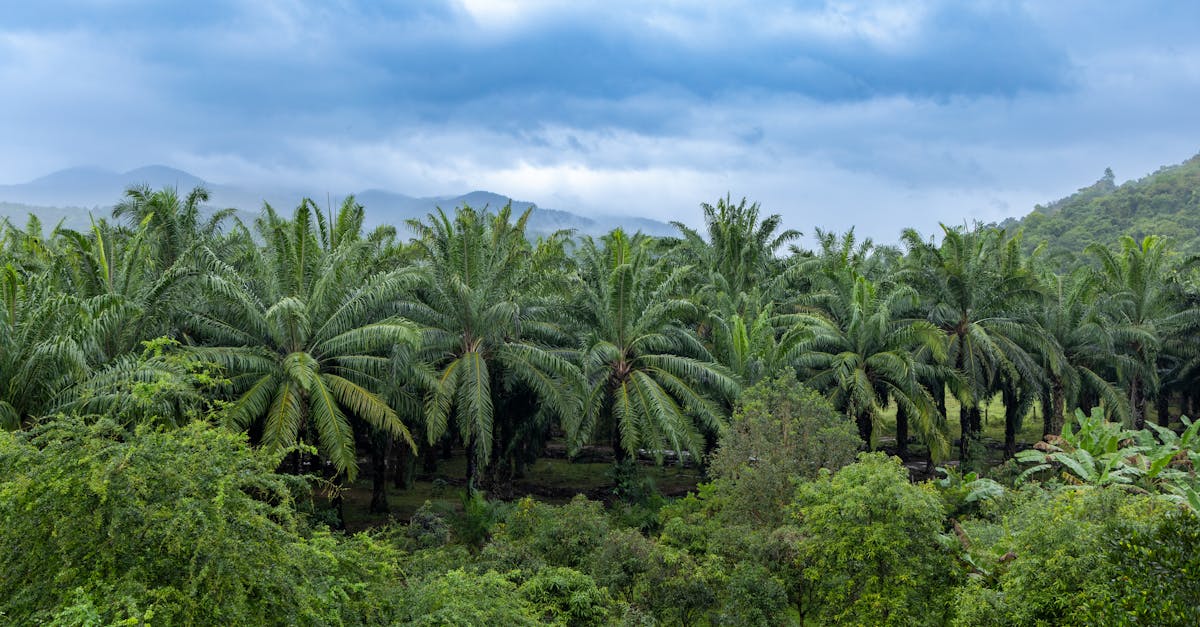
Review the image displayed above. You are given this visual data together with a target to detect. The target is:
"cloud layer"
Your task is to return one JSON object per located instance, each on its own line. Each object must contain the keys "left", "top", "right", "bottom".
{"left": 2, "top": 1, "right": 1199, "bottom": 241}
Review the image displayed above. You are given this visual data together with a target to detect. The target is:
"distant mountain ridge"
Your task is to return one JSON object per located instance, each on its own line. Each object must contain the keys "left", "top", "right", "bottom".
{"left": 999, "top": 152, "right": 1200, "bottom": 258}
{"left": 0, "top": 166, "right": 676, "bottom": 237}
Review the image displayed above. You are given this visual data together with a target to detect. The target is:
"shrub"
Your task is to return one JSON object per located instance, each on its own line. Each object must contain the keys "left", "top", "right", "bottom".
{"left": 0, "top": 417, "right": 405, "bottom": 625}
{"left": 793, "top": 453, "right": 958, "bottom": 626}
{"left": 710, "top": 372, "right": 861, "bottom": 526}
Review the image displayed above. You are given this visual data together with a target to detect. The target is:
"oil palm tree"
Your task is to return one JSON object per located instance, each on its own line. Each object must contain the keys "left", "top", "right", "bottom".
{"left": 1032, "top": 267, "right": 1129, "bottom": 435}
{"left": 572, "top": 229, "right": 741, "bottom": 463}
{"left": 795, "top": 270, "right": 952, "bottom": 460}
{"left": 1089, "top": 235, "right": 1200, "bottom": 428}
{"left": 901, "top": 225, "right": 1042, "bottom": 461}
{"left": 671, "top": 195, "right": 802, "bottom": 310}
{"left": 184, "top": 197, "right": 420, "bottom": 480}
{"left": 0, "top": 265, "right": 88, "bottom": 429}
{"left": 403, "top": 204, "right": 580, "bottom": 489}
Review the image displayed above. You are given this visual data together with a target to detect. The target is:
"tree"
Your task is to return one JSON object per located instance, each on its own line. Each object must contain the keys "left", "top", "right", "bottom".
{"left": 795, "top": 269, "right": 952, "bottom": 459}
{"left": 185, "top": 198, "right": 420, "bottom": 480}
{"left": 404, "top": 204, "right": 579, "bottom": 490}
{"left": 671, "top": 194, "right": 801, "bottom": 309}
{"left": 113, "top": 184, "right": 235, "bottom": 269}
{"left": 0, "top": 417, "right": 408, "bottom": 624}
{"left": 0, "top": 265, "right": 88, "bottom": 429}
{"left": 1089, "top": 235, "right": 1198, "bottom": 428}
{"left": 572, "top": 229, "right": 740, "bottom": 463}
{"left": 1032, "top": 267, "right": 1128, "bottom": 435}
{"left": 794, "top": 453, "right": 959, "bottom": 625}
{"left": 902, "top": 225, "right": 1042, "bottom": 462}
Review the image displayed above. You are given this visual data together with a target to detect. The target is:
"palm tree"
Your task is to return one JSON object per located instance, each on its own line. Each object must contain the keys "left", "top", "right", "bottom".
{"left": 1032, "top": 267, "right": 1129, "bottom": 435}
{"left": 794, "top": 270, "right": 952, "bottom": 460}
{"left": 403, "top": 204, "right": 580, "bottom": 490}
{"left": 572, "top": 229, "right": 741, "bottom": 463}
{"left": 0, "top": 265, "right": 88, "bottom": 429}
{"left": 901, "top": 225, "right": 1042, "bottom": 462}
{"left": 113, "top": 185, "right": 237, "bottom": 269}
{"left": 183, "top": 197, "right": 420, "bottom": 480}
{"left": 671, "top": 195, "right": 802, "bottom": 309}
{"left": 707, "top": 297, "right": 810, "bottom": 387}
{"left": 1089, "top": 235, "right": 1199, "bottom": 429}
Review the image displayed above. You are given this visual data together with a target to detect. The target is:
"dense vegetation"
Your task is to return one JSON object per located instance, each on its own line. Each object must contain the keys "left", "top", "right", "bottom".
{"left": 3, "top": 186, "right": 1200, "bottom": 624}
{"left": 1000, "top": 152, "right": 1200, "bottom": 262}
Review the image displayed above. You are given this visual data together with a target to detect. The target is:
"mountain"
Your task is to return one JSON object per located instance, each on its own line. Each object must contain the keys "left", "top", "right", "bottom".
{"left": 0, "top": 167, "right": 676, "bottom": 238}
{"left": 1000, "top": 152, "right": 1200, "bottom": 259}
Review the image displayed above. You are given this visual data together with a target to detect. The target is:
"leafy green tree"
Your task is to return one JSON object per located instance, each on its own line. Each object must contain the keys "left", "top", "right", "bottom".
{"left": 186, "top": 198, "right": 420, "bottom": 479}
{"left": 572, "top": 229, "right": 740, "bottom": 463}
{"left": 404, "top": 204, "right": 580, "bottom": 489}
{"left": 794, "top": 453, "right": 959, "bottom": 626}
{"left": 0, "top": 417, "right": 407, "bottom": 625}
{"left": 709, "top": 371, "right": 862, "bottom": 526}
{"left": 402, "top": 570, "right": 541, "bottom": 626}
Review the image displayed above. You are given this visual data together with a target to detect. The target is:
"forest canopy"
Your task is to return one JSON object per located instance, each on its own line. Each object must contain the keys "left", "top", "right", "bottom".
{"left": 3, "top": 180, "right": 1200, "bottom": 625}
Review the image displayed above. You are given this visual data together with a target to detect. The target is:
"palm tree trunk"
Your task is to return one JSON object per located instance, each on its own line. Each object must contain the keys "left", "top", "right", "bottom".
{"left": 959, "top": 405, "right": 971, "bottom": 461}
{"left": 394, "top": 442, "right": 416, "bottom": 489}
{"left": 369, "top": 436, "right": 391, "bottom": 514}
{"left": 611, "top": 420, "right": 628, "bottom": 463}
{"left": 1041, "top": 394, "right": 1053, "bottom": 438}
{"left": 1004, "top": 403, "right": 1018, "bottom": 459}
{"left": 421, "top": 438, "right": 438, "bottom": 475}
{"left": 895, "top": 403, "right": 909, "bottom": 457}
{"left": 1130, "top": 374, "right": 1145, "bottom": 430}
{"left": 466, "top": 442, "right": 478, "bottom": 493}
{"left": 1156, "top": 392, "right": 1171, "bottom": 428}
{"left": 856, "top": 411, "right": 873, "bottom": 449}
{"left": 960, "top": 405, "right": 982, "bottom": 463}
{"left": 1051, "top": 383, "right": 1066, "bottom": 436}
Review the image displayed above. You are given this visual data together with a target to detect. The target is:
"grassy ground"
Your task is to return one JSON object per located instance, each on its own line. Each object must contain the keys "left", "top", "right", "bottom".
{"left": 337, "top": 454, "right": 703, "bottom": 531}
{"left": 874, "top": 392, "right": 1044, "bottom": 463}
{"left": 335, "top": 394, "right": 1177, "bottom": 530}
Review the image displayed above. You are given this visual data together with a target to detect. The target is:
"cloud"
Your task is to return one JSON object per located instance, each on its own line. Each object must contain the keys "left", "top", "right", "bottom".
{"left": 1, "top": 1, "right": 1199, "bottom": 242}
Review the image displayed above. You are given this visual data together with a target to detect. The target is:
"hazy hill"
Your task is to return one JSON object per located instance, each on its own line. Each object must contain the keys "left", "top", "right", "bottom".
{"left": 1000, "top": 153, "right": 1200, "bottom": 258}
{"left": 0, "top": 167, "right": 676, "bottom": 238}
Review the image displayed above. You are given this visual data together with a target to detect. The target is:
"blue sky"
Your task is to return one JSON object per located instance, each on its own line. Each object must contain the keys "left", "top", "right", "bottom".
{"left": 2, "top": 1, "right": 1199, "bottom": 240}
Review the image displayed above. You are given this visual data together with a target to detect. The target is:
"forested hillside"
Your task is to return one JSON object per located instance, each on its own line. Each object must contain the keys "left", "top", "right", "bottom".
{"left": 1001, "top": 153, "right": 1200, "bottom": 259}
{"left": 3, "top": 187, "right": 1200, "bottom": 624}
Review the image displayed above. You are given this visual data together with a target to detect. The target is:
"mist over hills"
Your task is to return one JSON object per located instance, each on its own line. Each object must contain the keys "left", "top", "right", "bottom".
{"left": 0, "top": 166, "right": 676, "bottom": 237}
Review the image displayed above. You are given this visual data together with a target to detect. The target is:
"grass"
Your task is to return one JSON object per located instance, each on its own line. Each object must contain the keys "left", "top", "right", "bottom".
{"left": 335, "top": 393, "right": 1182, "bottom": 530}
{"left": 337, "top": 453, "right": 703, "bottom": 531}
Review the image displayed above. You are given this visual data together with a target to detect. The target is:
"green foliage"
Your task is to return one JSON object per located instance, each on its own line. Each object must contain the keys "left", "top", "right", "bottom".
{"left": 189, "top": 197, "right": 422, "bottom": 479}
{"left": 953, "top": 486, "right": 1167, "bottom": 627}
{"left": 0, "top": 417, "right": 405, "bottom": 625}
{"left": 402, "top": 569, "right": 540, "bottom": 626}
{"left": 1008, "top": 154, "right": 1200, "bottom": 260}
{"left": 793, "top": 453, "right": 959, "bottom": 625}
{"left": 1091, "top": 509, "right": 1200, "bottom": 624}
{"left": 518, "top": 566, "right": 616, "bottom": 627}
{"left": 1016, "top": 408, "right": 1200, "bottom": 509}
{"left": 499, "top": 495, "right": 611, "bottom": 568}
{"left": 709, "top": 371, "right": 862, "bottom": 526}
{"left": 935, "top": 466, "right": 1005, "bottom": 518}
{"left": 573, "top": 228, "right": 739, "bottom": 461}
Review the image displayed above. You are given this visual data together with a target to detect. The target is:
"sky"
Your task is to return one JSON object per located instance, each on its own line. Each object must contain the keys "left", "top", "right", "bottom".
{"left": 2, "top": 1, "right": 1199, "bottom": 241}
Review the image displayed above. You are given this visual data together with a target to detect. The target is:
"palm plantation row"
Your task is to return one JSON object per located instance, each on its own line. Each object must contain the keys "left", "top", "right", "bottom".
{"left": 3, "top": 186, "right": 1198, "bottom": 497}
